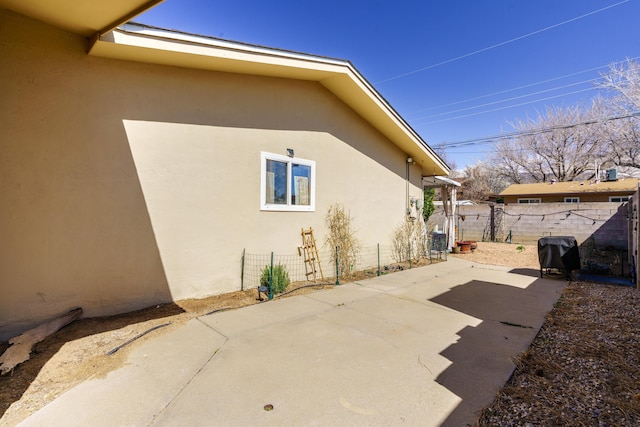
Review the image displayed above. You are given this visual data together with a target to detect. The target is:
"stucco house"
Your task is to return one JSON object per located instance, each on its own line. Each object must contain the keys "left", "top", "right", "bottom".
{"left": 0, "top": 1, "right": 449, "bottom": 339}
{"left": 500, "top": 178, "right": 640, "bottom": 205}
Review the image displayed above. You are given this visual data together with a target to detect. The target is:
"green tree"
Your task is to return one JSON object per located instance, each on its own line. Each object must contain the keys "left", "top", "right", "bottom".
{"left": 423, "top": 188, "right": 435, "bottom": 222}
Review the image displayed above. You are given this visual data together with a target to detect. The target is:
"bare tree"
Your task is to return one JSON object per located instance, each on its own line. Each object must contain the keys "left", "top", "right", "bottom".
{"left": 461, "top": 162, "right": 509, "bottom": 201}
{"left": 596, "top": 60, "right": 640, "bottom": 171}
{"left": 598, "top": 59, "right": 640, "bottom": 110}
{"left": 603, "top": 117, "right": 640, "bottom": 171}
{"left": 490, "top": 104, "right": 607, "bottom": 183}
{"left": 491, "top": 137, "right": 531, "bottom": 184}
{"left": 488, "top": 60, "right": 640, "bottom": 182}
{"left": 433, "top": 146, "right": 457, "bottom": 175}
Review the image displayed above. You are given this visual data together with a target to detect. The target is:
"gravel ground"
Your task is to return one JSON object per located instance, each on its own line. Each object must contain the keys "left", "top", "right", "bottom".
{"left": 454, "top": 244, "right": 640, "bottom": 427}
{"left": 477, "top": 281, "right": 640, "bottom": 426}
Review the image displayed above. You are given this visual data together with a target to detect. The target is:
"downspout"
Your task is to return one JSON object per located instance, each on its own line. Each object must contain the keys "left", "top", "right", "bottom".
{"left": 406, "top": 157, "right": 413, "bottom": 215}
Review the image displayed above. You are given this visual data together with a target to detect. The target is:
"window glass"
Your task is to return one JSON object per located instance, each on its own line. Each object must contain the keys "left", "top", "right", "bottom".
{"left": 261, "top": 152, "right": 315, "bottom": 211}
{"left": 291, "top": 163, "right": 311, "bottom": 206}
{"left": 265, "top": 159, "right": 287, "bottom": 205}
{"left": 609, "top": 196, "right": 629, "bottom": 202}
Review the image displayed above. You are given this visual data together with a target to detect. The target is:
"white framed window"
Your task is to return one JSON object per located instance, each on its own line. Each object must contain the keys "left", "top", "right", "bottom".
{"left": 517, "top": 198, "right": 541, "bottom": 204}
{"left": 609, "top": 196, "right": 629, "bottom": 203}
{"left": 564, "top": 197, "right": 580, "bottom": 203}
{"left": 260, "top": 152, "right": 315, "bottom": 211}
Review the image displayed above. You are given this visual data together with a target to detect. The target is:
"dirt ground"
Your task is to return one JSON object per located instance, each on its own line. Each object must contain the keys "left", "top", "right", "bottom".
{"left": 1, "top": 242, "right": 637, "bottom": 426}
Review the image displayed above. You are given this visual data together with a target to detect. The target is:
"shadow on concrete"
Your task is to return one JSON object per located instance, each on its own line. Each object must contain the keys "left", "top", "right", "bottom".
{"left": 507, "top": 268, "right": 540, "bottom": 278}
{"left": 430, "top": 278, "right": 565, "bottom": 427}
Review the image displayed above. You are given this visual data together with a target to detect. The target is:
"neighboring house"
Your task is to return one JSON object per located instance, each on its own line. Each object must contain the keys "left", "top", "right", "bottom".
{"left": 0, "top": 1, "right": 448, "bottom": 339}
{"left": 433, "top": 200, "right": 476, "bottom": 206}
{"left": 499, "top": 177, "right": 640, "bottom": 204}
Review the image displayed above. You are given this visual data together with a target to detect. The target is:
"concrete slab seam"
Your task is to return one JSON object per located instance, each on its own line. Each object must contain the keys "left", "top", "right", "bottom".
{"left": 149, "top": 323, "right": 228, "bottom": 426}
{"left": 395, "top": 294, "right": 456, "bottom": 311}
{"left": 350, "top": 281, "right": 367, "bottom": 287}
{"left": 196, "top": 315, "right": 231, "bottom": 340}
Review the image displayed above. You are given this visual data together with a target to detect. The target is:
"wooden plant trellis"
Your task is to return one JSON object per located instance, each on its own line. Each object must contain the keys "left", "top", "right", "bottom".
{"left": 299, "top": 227, "right": 324, "bottom": 282}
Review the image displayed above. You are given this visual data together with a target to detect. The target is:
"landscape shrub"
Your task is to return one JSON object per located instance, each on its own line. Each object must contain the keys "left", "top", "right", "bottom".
{"left": 260, "top": 264, "right": 290, "bottom": 295}
{"left": 391, "top": 219, "right": 426, "bottom": 263}
{"left": 325, "top": 204, "right": 361, "bottom": 278}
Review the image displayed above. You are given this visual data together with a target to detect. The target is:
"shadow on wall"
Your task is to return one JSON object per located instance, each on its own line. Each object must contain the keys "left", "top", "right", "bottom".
{"left": 578, "top": 203, "right": 630, "bottom": 277}
{"left": 429, "top": 278, "right": 567, "bottom": 426}
{"left": 1, "top": 10, "right": 176, "bottom": 342}
{"left": 0, "top": 107, "right": 173, "bottom": 340}
{"left": 116, "top": 70, "right": 411, "bottom": 181}
{"left": 2, "top": 9, "right": 418, "bottom": 342}
{"left": 589, "top": 203, "right": 629, "bottom": 250}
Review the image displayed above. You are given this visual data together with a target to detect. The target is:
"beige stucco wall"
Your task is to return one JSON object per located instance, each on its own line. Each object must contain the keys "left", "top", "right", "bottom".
{"left": 0, "top": 9, "right": 425, "bottom": 339}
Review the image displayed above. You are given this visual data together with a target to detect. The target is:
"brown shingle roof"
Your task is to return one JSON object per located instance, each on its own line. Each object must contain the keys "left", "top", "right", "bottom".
{"left": 499, "top": 178, "right": 640, "bottom": 196}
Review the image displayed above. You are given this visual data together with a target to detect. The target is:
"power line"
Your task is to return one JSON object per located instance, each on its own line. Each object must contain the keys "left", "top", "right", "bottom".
{"left": 408, "top": 56, "right": 640, "bottom": 119}
{"left": 433, "top": 110, "right": 640, "bottom": 148}
{"left": 408, "top": 66, "right": 610, "bottom": 115}
{"left": 406, "top": 56, "right": 640, "bottom": 116}
{"left": 413, "top": 77, "right": 600, "bottom": 121}
{"left": 417, "top": 87, "right": 597, "bottom": 124}
{"left": 375, "top": 0, "right": 629, "bottom": 84}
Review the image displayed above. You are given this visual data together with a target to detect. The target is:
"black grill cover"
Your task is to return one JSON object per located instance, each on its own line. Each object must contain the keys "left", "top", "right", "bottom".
{"left": 538, "top": 236, "right": 581, "bottom": 272}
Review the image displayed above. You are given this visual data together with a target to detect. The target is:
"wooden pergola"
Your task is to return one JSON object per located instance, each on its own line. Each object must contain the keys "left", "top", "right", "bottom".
{"left": 423, "top": 176, "right": 461, "bottom": 251}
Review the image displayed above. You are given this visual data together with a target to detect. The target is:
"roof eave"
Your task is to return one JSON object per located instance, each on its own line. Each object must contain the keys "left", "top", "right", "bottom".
{"left": 89, "top": 23, "right": 449, "bottom": 176}
{"left": 0, "top": 0, "right": 164, "bottom": 37}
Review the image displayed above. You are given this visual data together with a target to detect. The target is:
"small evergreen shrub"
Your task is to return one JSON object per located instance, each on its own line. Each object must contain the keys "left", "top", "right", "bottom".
{"left": 260, "top": 264, "right": 290, "bottom": 295}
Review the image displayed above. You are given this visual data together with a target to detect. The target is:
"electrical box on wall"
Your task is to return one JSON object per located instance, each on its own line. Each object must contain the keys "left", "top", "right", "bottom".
{"left": 408, "top": 196, "right": 420, "bottom": 220}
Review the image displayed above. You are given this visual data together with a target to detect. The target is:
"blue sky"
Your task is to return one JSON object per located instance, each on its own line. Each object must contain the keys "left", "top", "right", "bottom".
{"left": 137, "top": 0, "right": 640, "bottom": 170}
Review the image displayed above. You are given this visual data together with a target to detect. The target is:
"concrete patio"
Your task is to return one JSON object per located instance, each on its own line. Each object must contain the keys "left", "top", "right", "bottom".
{"left": 18, "top": 257, "right": 567, "bottom": 426}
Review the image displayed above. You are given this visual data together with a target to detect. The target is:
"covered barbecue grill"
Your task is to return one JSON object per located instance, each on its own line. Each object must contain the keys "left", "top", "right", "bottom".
{"left": 538, "top": 236, "right": 581, "bottom": 278}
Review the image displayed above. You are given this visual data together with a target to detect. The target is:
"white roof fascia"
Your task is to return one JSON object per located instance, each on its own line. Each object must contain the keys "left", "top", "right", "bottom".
{"left": 90, "top": 23, "right": 450, "bottom": 176}
{"left": 423, "top": 176, "right": 461, "bottom": 188}
{"left": 118, "top": 23, "right": 349, "bottom": 67}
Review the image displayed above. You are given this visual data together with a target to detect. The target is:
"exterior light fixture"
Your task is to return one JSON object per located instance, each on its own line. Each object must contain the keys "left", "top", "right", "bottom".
{"left": 286, "top": 148, "right": 294, "bottom": 157}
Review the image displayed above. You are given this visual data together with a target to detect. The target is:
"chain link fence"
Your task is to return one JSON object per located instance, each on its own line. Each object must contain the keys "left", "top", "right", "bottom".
{"left": 241, "top": 233, "right": 448, "bottom": 298}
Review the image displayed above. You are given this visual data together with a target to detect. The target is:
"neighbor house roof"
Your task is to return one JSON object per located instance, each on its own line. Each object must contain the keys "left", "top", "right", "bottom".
{"left": 0, "top": 0, "right": 449, "bottom": 177}
{"left": 500, "top": 178, "right": 640, "bottom": 196}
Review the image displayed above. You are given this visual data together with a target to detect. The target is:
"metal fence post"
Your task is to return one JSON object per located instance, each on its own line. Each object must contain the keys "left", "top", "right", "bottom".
{"left": 490, "top": 204, "right": 496, "bottom": 242}
{"left": 268, "top": 251, "right": 274, "bottom": 300}
{"left": 335, "top": 246, "right": 340, "bottom": 285}
{"left": 240, "top": 248, "right": 245, "bottom": 291}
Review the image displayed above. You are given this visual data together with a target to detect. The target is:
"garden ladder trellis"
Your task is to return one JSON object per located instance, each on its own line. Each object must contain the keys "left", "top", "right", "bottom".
{"left": 299, "top": 227, "right": 324, "bottom": 282}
